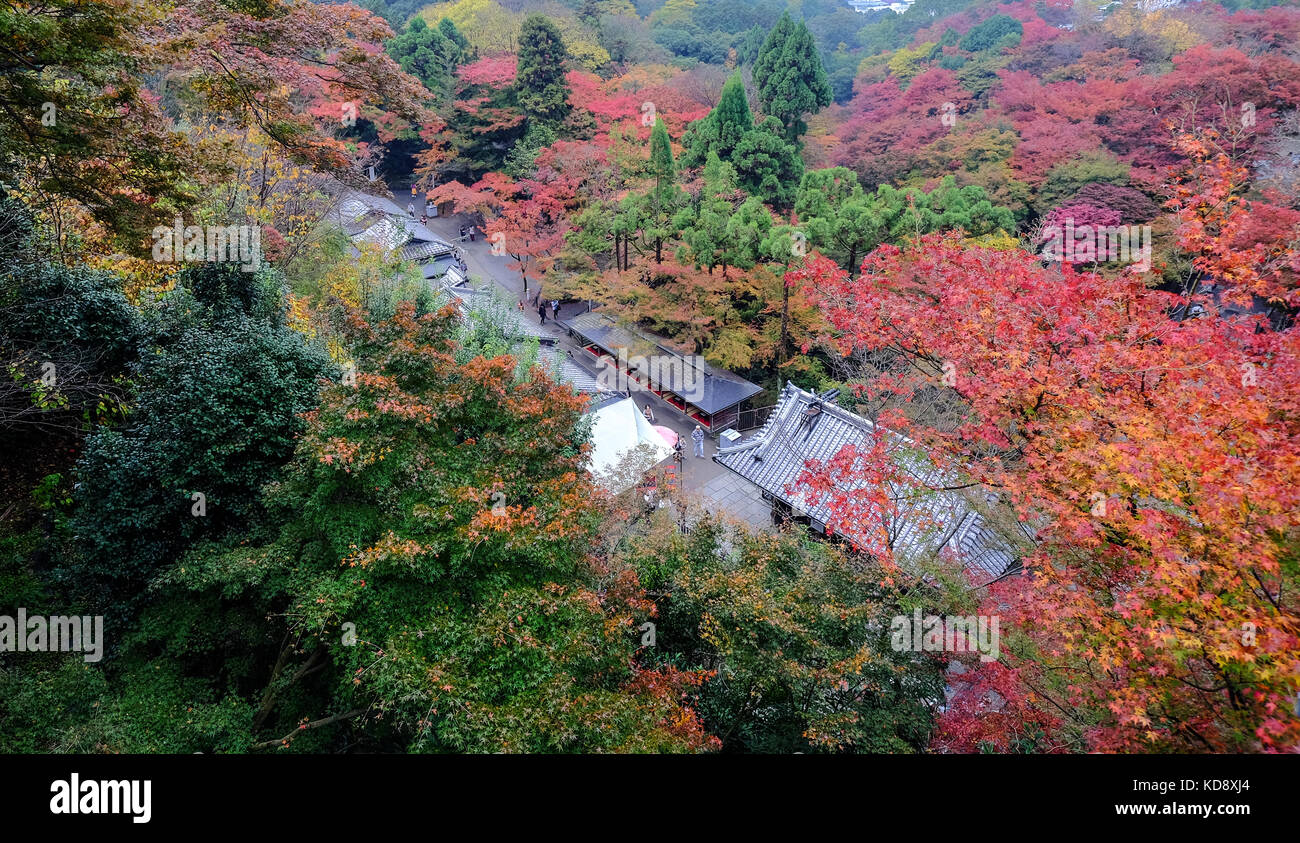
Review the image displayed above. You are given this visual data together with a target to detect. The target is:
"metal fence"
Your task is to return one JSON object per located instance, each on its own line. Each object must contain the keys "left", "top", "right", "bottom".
{"left": 735, "top": 404, "right": 775, "bottom": 432}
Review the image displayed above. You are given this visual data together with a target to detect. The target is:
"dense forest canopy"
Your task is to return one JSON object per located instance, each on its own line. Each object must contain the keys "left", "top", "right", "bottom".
{"left": 2, "top": 0, "right": 1299, "bottom": 756}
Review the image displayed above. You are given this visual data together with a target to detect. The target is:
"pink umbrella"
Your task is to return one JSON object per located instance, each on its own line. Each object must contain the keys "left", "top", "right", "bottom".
{"left": 653, "top": 425, "right": 678, "bottom": 448}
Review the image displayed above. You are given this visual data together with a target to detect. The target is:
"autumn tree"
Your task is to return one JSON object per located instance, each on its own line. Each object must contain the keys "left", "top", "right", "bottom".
{"left": 3, "top": 0, "right": 436, "bottom": 258}
{"left": 796, "top": 228, "right": 1300, "bottom": 752}
{"left": 189, "top": 301, "right": 715, "bottom": 752}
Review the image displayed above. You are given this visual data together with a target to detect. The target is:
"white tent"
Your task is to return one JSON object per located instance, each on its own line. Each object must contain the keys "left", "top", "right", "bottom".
{"left": 586, "top": 397, "right": 674, "bottom": 492}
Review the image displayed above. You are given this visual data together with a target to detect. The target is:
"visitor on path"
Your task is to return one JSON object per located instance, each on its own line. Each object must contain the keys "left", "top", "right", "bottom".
{"left": 692, "top": 425, "right": 705, "bottom": 457}
{"left": 420, "top": 214, "right": 428, "bottom": 225}
{"left": 517, "top": 300, "right": 524, "bottom": 311}
{"left": 550, "top": 300, "right": 560, "bottom": 320}
{"left": 407, "top": 202, "right": 415, "bottom": 217}
{"left": 642, "top": 404, "right": 655, "bottom": 423}
{"left": 538, "top": 302, "right": 547, "bottom": 324}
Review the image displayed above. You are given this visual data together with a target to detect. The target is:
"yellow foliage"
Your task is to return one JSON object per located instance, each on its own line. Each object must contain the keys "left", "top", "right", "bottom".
{"left": 422, "top": 0, "right": 521, "bottom": 53}
{"left": 284, "top": 293, "right": 318, "bottom": 339}
{"left": 649, "top": 0, "right": 697, "bottom": 28}
{"left": 612, "top": 64, "right": 683, "bottom": 93}
{"left": 963, "top": 229, "right": 1020, "bottom": 251}
{"left": 1103, "top": 7, "right": 1200, "bottom": 57}
{"left": 565, "top": 35, "right": 612, "bottom": 71}
{"left": 887, "top": 42, "right": 934, "bottom": 86}
{"left": 421, "top": 0, "right": 610, "bottom": 69}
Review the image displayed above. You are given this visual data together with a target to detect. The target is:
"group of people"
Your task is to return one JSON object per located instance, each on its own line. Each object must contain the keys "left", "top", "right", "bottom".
{"left": 405, "top": 202, "right": 432, "bottom": 226}
{"left": 519, "top": 293, "right": 560, "bottom": 324}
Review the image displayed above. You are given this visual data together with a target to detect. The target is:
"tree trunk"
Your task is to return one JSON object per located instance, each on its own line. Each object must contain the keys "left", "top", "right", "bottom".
{"left": 780, "top": 278, "right": 790, "bottom": 364}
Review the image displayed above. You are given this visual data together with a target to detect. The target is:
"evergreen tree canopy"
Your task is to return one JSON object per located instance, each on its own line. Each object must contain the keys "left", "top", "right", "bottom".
{"left": 732, "top": 116, "right": 804, "bottom": 209}
{"left": 385, "top": 16, "right": 468, "bottom": 95}
{"left": 679, "top": 72, "right": 753, "bottom": 169}
{"left": 753, "top": 12, "right": 832, "bottom": 145}
{"left": 515, "top": 14, "right": 572, "bottom": 126}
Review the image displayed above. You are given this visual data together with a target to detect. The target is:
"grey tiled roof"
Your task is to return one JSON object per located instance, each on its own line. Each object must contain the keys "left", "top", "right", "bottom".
{"left": 543, "top": 348, "right": 606, "bottom": 394}
{"left": 401, "top": 238, "right": 456, "bottom": 262}
{"left": 442, "top": 284, "right": 552, "bottom": 343}
{"left": 335, "top": 190, "right": 455, "bottom": 263}
{"left": 714, "top": 383, "right": 1023, "bottom": 581}
{"left": 563, "top": 311, "right": 764, "bottom": 415}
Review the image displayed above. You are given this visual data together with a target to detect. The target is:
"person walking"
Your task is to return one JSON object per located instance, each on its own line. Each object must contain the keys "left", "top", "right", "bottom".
{"left": 407, "top": 201, "right": 415, "bottom": 218}
{"left": 538, "top": 301, "right": 548, "bottom": 324}
{"left": 691, "top": 425, "right": 705, "bottom": 458}
{"left": 642, "top": 403, "right": 655, "bottom": 423}
{"left": 550, "top": 300, "right": 560, "bottom": 320}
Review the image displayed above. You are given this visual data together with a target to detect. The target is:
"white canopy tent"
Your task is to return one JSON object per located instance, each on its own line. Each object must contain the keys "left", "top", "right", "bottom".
{"left": 585, "top": 397, "right": 675, "bottom": 492}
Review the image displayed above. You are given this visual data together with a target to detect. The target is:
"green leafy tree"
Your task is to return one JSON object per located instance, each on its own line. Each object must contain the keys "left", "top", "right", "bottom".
{"left": 67, "top": 262, "right": 333, "bottom": 612}
{"left": 438, "top": 17, "right": 471, "bottom": 54}
{"left": 796, "top": 171, "right": 1014, "bottom": 272}
{"left": 640, "top": 117, "right": 685, "bottom": 263}
{"left": 624, "top": 517, "right": 947, "bottom": 753}
{"left": 921, "top": 176, "right": 1017, "bottom": 237}
{"left": 731, "top": 116, "right": 804, "bottom": 209}
{"left": 385, "top": 17, "right": 467, "bottom": 97}
{"left": 502, "top": 121, "right": 558, "bottom": 178}
{"left": 753, "top": 9, "right": 796, "bottom": 86}
{"left": 724, "top": 195, "right": 777, "bottom": 271}
{"left": 958, "top": 13, "right": 1023, "bottom": 53}
{"left": 1035, "top": 151, "right": 1131, "bottom": 216}
{"left": 794, "top": 167, "right": 882, "bottom": 275}
{"left": 172, "top": 302, "right": 715, "bottom": 752}
{"left": 675, "top": 151, "right": 743, "bottom": 273}
{"left": 0, "top": 193, "right": 139, "bottom": 446}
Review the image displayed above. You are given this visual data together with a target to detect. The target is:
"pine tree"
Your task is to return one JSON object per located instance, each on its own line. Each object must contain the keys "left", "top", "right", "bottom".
{"left": 732, "top": 116, "right": 804, "bottom": 209}
{"left": 515, "top": 14, "right": 571, "bottom": 126}
{"left": 752, "top": 10, "right": 795, "bottom": 93}
{"left": 645, "top": 117, "right": 681, "bottom": 263}
{"left": 675, "top": 151, "right": 741, "bottom": 274}
{"left": 680, "top": 72, "right": 753, "bottom": 169}
{"left": 753, "top": 13, "right": 832, "bottom": 145}
{"left": 438, "top": 18, "right": 471, "bottom": 57}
